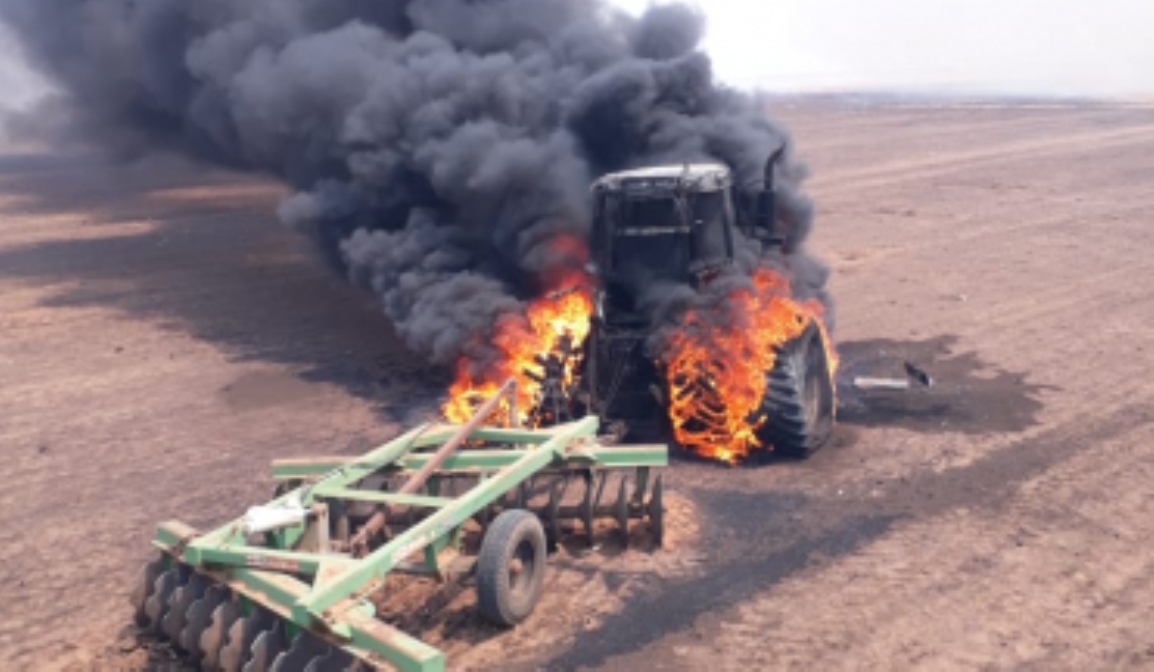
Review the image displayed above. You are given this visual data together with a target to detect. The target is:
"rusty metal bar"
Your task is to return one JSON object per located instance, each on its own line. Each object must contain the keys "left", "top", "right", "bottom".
{"left": 349, "top": 378, "right": 518, "bottom": 553}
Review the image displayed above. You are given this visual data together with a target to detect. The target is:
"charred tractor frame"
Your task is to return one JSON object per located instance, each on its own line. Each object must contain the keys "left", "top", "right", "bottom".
{"left": 573, "top": 148, "right": 835, "bottom": 458}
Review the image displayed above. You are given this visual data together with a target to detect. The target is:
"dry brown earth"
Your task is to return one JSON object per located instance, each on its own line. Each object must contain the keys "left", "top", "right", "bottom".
{"left": 1, "top": 101, "right": 1152, "bottom": 669}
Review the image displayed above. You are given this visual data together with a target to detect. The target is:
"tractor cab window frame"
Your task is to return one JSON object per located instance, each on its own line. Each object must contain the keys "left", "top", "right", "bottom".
{"left": 595, "top": 188, "right": 736, "bottom": 280}
{"left": 685, "top": 190, "right": 735, "bottom": 274}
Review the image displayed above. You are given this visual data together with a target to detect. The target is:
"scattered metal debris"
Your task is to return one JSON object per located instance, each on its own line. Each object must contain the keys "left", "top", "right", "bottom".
{"left": 852, "top": 361, "right": 934, "bottom": 391}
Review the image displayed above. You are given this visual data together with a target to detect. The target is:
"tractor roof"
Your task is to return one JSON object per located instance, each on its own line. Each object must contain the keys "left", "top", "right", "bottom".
{"left": 592, "top": 163, "right": 732, "bottom": 194}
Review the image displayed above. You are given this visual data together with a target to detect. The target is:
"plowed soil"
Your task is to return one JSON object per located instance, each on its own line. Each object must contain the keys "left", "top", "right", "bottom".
{"left": 1, "top": 101, "right": 1153, "bottom": 670}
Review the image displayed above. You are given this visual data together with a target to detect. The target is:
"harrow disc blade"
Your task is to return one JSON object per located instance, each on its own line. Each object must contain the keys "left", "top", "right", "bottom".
{"left": 476, "top": 503, "right": 494, "bottom": 532}
{"left": 130, "top": 558, "right": 164, "bottom": 628}
{"left": 631, "top": 467, "right": 652, "bottom": 507}
{"left": 143, "top": 569, "right": 180, "bottom": 635}
{"left": 545, "top": 479, "right": 563, "bottom": 548}
{"left": 220, "top": 618, "right": 248, "bottom": 672}
{"left": 579, "top": 471, "right": 596, "bottom": 544}
{"left": 271, "top": 632, "right": 329, "bottom": 672}
{"left": 647, "top": 475, "right": 665, "bottom": 547}
{"left": 243, "top": 620, "right": 288, "bottom": 672}
{"left": 200, "top": 598, "right": 239, "bottom": 670}
{"left": 304, "top": 647, "right": 357, "bottom": 671}
{"left": 615, "top": 476, "right": 631, "bottom": 547}
{"left": 183, "top": 584, "right": 228, "bottom": 662}
{"left": 163, "top": 573, "right": 207, "bottom": 648}
{"left": 221, "top": 608, "right": 273, "bottom": 672}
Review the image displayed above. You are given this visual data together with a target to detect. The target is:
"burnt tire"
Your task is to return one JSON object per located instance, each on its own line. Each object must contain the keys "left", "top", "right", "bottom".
{"left": 758, "top": 322, "right": 835, "bottom": 459}
{"left": 476, "top": 509, "right": 547, "bottom": 628}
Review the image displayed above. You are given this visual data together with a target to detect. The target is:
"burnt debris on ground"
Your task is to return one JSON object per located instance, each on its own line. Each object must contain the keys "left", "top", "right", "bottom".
{"left": 835, "top": 336, "right": 1049, "bottom": 435}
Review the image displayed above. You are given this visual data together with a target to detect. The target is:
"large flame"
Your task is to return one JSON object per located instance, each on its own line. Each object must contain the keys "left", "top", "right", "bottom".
{"left": 664, "top": 268, "right": 836, "bottom": 464}
{"left": 443, "top": 272, "right": 594, "bottom": 426}
{"left": 443, "top": 260, "right": 837, "bottom": 464}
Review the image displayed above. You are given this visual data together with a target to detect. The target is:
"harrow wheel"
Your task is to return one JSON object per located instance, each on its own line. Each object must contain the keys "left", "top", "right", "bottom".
{"left": 476, "top": 509, "right": 547, "bottom": 627}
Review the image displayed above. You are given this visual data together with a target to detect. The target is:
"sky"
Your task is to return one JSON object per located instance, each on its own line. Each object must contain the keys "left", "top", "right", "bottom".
{"left": 613, "top": 0, "right": 1154, "bottom": 98}
{"left": 1, "top": 0, "right": 1152, "bottom": 117}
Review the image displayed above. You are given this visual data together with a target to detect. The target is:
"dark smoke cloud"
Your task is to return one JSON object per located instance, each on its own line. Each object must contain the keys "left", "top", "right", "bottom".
{"left": 0, "top": 0, "right": 831, "bottom": 371}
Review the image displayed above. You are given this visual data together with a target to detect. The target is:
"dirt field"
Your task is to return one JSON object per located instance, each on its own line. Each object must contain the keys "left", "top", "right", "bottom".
{"left": 1, "top": 101, "right": 1153, "bottom": 670}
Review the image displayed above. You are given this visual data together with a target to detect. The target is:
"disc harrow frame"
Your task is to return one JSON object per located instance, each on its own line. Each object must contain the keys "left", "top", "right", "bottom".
{"left": 142, "top": 394, "right": 667, "bottom": 671}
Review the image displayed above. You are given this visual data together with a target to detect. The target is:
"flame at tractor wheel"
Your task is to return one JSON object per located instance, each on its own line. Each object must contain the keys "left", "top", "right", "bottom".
{"left": 664, "top": 268, "right": 837, "bottom": 465}
{"left": 443, "top": 273, "right": 594, "bottom": 427}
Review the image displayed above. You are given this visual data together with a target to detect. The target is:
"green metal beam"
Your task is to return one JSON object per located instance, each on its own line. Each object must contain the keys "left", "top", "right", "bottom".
{"left": 273, "top": 425, "right": 555, "bottom": 483}
{"left": 345, "top": 611, "right": 446, "bottom": 672}
{"left": 315, "top": 488, "right": 453, "bottom": 508}
{"left": 557, "top": 444, "right": 669, "bottom": 468}
{"left": 273, "top": 459, "right": 358, "bottom": 480}
{"left": 299, "top": 423, "right": 432, "bottom": 504}
{"left": 271, "top": 444, "right": 668, "bottom": 481}
{"left": 404, "top": 425, "right": 556, "bottom": 449}
{"left": 463, "top": 427, "right": 557, "bottom": 444}
{"left": 295, "top": 417, "right": 601, "bottom": 621}
{"left": 192, "top": 546, "right": 338, "bottom": 576}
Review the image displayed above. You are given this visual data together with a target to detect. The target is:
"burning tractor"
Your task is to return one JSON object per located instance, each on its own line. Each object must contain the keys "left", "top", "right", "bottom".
{"left": 461, "top": 149, "right": 837, "bottom": 465}
{"left": 128, "top": 151, "right": 835, "bottom": 671}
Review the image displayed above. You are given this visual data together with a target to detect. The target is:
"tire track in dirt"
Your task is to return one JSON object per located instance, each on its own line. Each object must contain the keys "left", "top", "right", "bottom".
{"left": 542, "top": 401, "right": 1152, "bottom": 668}
{"left": 781, "top": 106, "right": 1135, "bottom": 160}
{"left": 812, "top": 123, "right": 1154, "bottom": 193}
{"left": 3, "top": 105, "right": 1154, "bottom": 669}
{"left": 684, "top": 409, "right": 1154, "bottom": 670}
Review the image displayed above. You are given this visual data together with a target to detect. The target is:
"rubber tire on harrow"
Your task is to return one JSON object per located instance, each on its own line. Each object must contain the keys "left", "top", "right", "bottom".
{"left": 757, "top": 323, "right": 835, "bottom": 459}
{"left": 476, "top": 509, "right": 547, "bottom": 628}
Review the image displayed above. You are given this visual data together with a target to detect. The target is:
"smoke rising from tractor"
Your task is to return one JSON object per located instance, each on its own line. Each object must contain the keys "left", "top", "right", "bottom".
{"left": 0, "top": 0, "right": 830, "bottom": 391}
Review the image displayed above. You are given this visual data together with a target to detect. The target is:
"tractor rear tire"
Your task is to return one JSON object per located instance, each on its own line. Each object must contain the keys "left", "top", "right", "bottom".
{"left": 757, "top": 322, "right": 835, "bottom": 459}
{"left": 476, "top": 510, "right": 547, "bottom": 628}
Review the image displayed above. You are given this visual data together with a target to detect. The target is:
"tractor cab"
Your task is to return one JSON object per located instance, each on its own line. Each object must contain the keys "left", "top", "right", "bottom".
{"left": 588, "top": 151, "right": 786, "bottom": 327}
{"left": 590, "top": 163, "right": 737, "bottom": 333}
{"left": 590, "top": 164, "right": 736, "bottom": 316}
{"left": 579, "top": 151, "right": 806, "bottom": 441}
{"left": 584, "top": 163, "right": 742, "bottom": 430}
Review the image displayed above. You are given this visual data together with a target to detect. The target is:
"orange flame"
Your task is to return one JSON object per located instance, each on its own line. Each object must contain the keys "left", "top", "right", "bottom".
{"left": 443, "top": 273, "right": 594, "bottom": 426}
{"left": 664, "top": 268, "right": 836, "bottom": 464}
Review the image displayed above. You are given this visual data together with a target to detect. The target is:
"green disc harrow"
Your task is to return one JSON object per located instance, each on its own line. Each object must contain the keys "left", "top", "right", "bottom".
{"left": 131, "top": 380, "right": 669, "bottom": 671}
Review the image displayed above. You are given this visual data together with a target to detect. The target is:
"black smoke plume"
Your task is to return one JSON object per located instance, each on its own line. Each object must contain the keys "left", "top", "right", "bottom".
{"left": 0, "top": 0, "right": 830, "bottom": 376}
